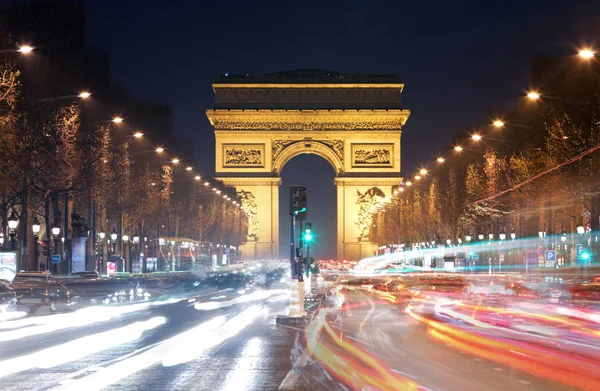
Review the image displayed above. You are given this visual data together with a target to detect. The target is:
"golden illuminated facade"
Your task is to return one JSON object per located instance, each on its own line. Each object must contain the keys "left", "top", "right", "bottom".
{"left": 206, "top": 70, "right": 410, "bottom": 260}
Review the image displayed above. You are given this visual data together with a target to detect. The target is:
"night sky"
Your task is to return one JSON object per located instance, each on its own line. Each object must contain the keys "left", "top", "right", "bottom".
{"left": 85, "top": 0, "right": 600, "bottom": 259}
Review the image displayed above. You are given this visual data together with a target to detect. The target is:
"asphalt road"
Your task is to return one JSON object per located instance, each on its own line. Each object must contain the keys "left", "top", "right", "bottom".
{"left": 0, "top": 285, "right": 298, "bottom": 391}
{"left": 295, "top": 288, "right": 583, "bottom": 391}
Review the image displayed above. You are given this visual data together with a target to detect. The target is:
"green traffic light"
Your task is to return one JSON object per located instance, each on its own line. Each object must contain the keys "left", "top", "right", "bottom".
{"left": 581, "top": 252, "right": 590, "bottom": 260}
{"left": 304, "top": 233, "right": 313, "bottom": 241}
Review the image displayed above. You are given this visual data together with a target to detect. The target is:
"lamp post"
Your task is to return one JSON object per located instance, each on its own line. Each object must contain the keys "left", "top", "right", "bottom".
{"left": 0, "top": 232, "right": 4, "bottom": 249}
{"left": 51, "top": 222, "right": 60, "bottom": 273}
{"left": 32, "top": 217, "right": 40, "bottom": 271}
{"left": 110, "top": 229, "right": 117, "bottom": 255}
{"left": 133, "top": 232, "right": 140, "bottom": 272}
{"left": 7, "top": 211, "right": 18, "bottom": 251}
{"left": 122, "top": 234, "right": 129, "bottom": 273}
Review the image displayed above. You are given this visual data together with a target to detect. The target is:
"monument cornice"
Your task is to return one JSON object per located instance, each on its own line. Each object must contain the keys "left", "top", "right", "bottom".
{"left": 207, "top": 109, "right": 410, "bottom": 130}
{"left": 213, "top": 83, "right": 404, "bottom": 90}
{"left": 217, "top": 177, "right": 282, "bottom": 186}
{"left": 335, "top": 177, "right": 403, "bottom": 186}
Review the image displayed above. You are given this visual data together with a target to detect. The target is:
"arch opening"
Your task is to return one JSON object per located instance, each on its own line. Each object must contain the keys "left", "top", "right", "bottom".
{"left": 278, "top": 154, "right": 337, "bottom": 260}
{"left": 272, "top": 141, "right": 344, "bottom": 176}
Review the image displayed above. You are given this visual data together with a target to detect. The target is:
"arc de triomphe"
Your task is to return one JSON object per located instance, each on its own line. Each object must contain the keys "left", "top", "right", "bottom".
{"left": 206, "top": 70, "right": 410, "bottom": 261}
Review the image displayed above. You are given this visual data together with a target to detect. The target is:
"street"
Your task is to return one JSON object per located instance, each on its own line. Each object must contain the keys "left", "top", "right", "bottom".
{"left": 0, "top": 284, "right": 297, "bottom": 391}
{"left": 294, "top": 287, "right": 595, "bottom": 391}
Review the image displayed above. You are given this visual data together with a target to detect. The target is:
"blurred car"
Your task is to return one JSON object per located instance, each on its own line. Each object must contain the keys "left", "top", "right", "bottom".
{"left": 0, "top": 279, "right": 18, "bottom": 313}
{"left": 11, "top": 271, "right": 75, "bottom": 312}
{"left": 559, "top": 283, "right": 600, "bottom": 308}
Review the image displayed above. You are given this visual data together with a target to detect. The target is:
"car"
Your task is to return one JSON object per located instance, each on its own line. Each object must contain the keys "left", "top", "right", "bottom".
{"left": 559, "top": 283, "right": 600, "bottom": 308}
{"left": 12, "top": 271, "right": 74, "bottom": 312}
{"left": 0, "top": 279, "right": 18, "bottom": 313}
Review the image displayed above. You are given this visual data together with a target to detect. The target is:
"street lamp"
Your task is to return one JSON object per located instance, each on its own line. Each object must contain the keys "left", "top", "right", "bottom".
{"left": 578, "top": 48, "right": 595, "bottom": 59}
{"left": 7, "top": 211, "right": 18, "bottom": 232}
{"left": 17, "top": 45, "right": 34, "bottom": 54}
{"left": 112, "top": 117, "right": 123, "bottom": 124}
{"left": 471, "top": 134, "right": 482, "bottom": 141}
{"left": 446, "top": 239, "right": 452, "bottom": 245}
{"left": 538, "top": 230, "right": 546, "bottom": 238}
{"left": 0, "top": 232, "right": 4, "bottom": 248}
{"left": 419, "top": 168, "right": 428, "bottom": 175}
{"left": 133, "top": 233, "right": 140, "bottom": 244}
{"left": 577, "top": 225, "right": 585, "bottom": 235}
{"left": 78, "top": 91, "right": 91, "bottom": 99}
{"left": 454, "top": 145, "right": 463, "bottom": 152}
{"left": 110, "top": 229, "right": 117, "bottom": 242}
{"left": 499, "top": 232, "right": 506, "bottom": 241}
{"left": 171, "top": 158, "right": 180, "bottom": 164}
{"left": 52, "top": 223, "right": 61, "bottom": 239}
{"left": 155, "top": 147, "right": 164, "bottom": 153}
{"left": 493, "top": 120, "right": 505, "bottom": 128}
{"left": 478, "top": 233, "right": 484, "bottom": 241}
{"left": 488, "top": 233, "right": 494, "bottom": 240}
{"left": 527, "top": 91, "right": 540, "bottom": 100}
{"left": 133, "top": 132, "right": 143, "bottom": 138}
{"left": 122, "top": 234, "right": 129, "bottom": 243}
{"left": 465, "top": 234, "right": 472, "bottom": 243}
{"left": 98, "top": 231, "right": 105, "bottom": 240}
{"left": 561, "top": 232, "right": 567, "bottom": 242}
{"left": 32, "top": 217, "right": 41, "bottom": 237}
{"left": 510, "top": 227, "right": 516, "bottom": 240}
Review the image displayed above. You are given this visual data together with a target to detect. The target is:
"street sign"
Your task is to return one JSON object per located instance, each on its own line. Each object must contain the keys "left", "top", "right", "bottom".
{"left": 51, "top": 254, "right": 60, "bottom": 264}
{"left": 576, "top": 244, "right": 584, "bottom": 256}
{"left": 537, "top": 246, "right": 544, "bottom": 257}
{"left": 545, "top": 250, "right": 556, "bottom": 261}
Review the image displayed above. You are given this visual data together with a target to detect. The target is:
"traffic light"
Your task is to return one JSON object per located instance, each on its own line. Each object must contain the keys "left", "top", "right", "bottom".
{"left": 304, "top": 223, "right": 313, "bottom": 242}
{"left": 290, "top": 185, "right": 307, "bottom": 221}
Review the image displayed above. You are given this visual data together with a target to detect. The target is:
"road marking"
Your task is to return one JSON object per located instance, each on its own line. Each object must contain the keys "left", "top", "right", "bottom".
{"left": 492, "top": 367, "right": 504, "bottom": 372}
{"left": 517, "top": 380, "right": 530, "bottom": 385}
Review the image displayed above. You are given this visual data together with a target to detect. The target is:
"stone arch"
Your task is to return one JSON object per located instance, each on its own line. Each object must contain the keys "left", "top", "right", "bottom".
{"left": 272, "top": 141, "right": 344, "bottom": 176}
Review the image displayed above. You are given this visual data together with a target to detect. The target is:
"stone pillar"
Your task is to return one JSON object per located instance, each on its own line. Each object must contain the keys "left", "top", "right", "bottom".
{"left": 219, "top": 177, "right": 280, "bottom": 260}
{"left": 335, "top": 177, "right": 402, "bottom": 261}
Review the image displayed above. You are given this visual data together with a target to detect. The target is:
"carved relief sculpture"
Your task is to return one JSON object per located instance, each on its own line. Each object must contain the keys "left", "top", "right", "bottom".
{"left": 352, "top": 144, "right": 393, "bottom": 167}
{"left": 223, "top": 144, "right": 264, "bottom": 167}
{"left": 213, "top": 120, "right": 402, "bottom": 131}
{"left": 237, "top": 190, "right": 258, "bottom": 237}
{"left": 355, "top": 187, "right": 385, "bottom": 238}
{"left": 272, "top": 139, "right": 344, "bottom": 164}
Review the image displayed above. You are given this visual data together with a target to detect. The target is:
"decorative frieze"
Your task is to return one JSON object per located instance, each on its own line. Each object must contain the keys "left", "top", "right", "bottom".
{"left": 223, "top": 144, "right": 265, "bottom": 167}
{"left": 212, "top": 120, "right": 403, "bottom": 131}
{"left": 351, "top": 144, "right": 393, "bottom": 167}
{"left": 272, "top": 139, "right": 344, "bottom": 164}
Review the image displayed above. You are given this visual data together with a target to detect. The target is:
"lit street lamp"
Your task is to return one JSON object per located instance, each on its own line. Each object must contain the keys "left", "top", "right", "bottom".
{"left": 32, "top": 217, "right": 41, "bottom": 271}
{"left": 7, "top": 211, "right": 18, "bottom": 250}
{"left": 0, "top": 232, "right": 4, "bottom": 248}
{"left": 527, "top": 91, "right": 540, "bottom": 100}
{"left": 17, "top": 45, "right": 34, "bottom": 54}
{"left": 471, "top": 134, "right": 482, "bottom": 141}
{"left": 78, "top": 91, "right": 91, "bottom": 99}
{"left": 110, "top": 229, "right": 117, "bottom": 242}
{"left": 578, "top": 48, "right": 595, "bottom": 59}
{"left": 32, "top": 217, "right": 41, "bottom": 237}
{"left": 493, "top": 120, "right": 505, "bottom": 128}
{"left": 112, "top": 117, "right": 124, "bottom": 124}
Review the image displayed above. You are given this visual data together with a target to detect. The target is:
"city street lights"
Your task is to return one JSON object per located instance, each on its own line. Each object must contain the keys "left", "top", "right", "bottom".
{"left": 32, "top": 217, "right": 41, "bottom": 237}
{"left": 7, "top": 211, "right": 18, "bottom": 250}
{"left": 32, "top": 217, "right": 41, "bottom": 271}
{"left": 17, "top": 45, "right": 34, "bottom": 54}
{"left": 471, "top": 134, "right": 482, "bottom": 141}
{"left": 155, "top": 147, "right": 164, "bottom": 153}
{"left": 526, "top": 91, "right": 540, "bottom": 100}
{"left": 51, "top": 222, "right": 60, "bottom": 272}
{"left": 493, "top": 120, "right": 505, "bottom": 128}
{"left": 78, "top": 91, "right": 91, "bottom": 99}
{"left": 454, "top": 145, "right": 463, "bottom": 152}
{"left": 578, "top": 48, "right": 595, "bottom": 59}
{"left": 112, "top": 117, "right": 124, "bottom": 124}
